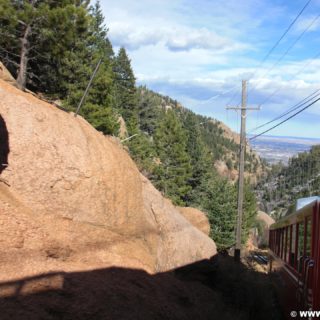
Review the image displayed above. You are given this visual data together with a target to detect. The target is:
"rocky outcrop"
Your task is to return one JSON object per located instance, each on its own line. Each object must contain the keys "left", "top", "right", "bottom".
{"left": 247, "top": 211, "right": 275, "bottom": 249}
{"left": 217, "top": 121, "right": 240, "bottom": 144}
{"left": 0, "top": 79, "right": 216, "bottom": 282}
{"left": 256, "top": 211, "right": 274, "bottom": 247}
{"left": 214, "top": 160, "right": 238, "bottom": 181}
{"left": 257, "top": 211, "right": 275, "bottom": 227}
{"left": 0, "top": 62, "right": 16, "bottom": 86}
{"left": 118, "top": 116, "right": 128, "bottom": 139}
{"left": 214, "top": 120, "right": 264, "bottom": 184}
{"left": 176, "top": 207, "right": 210, "bottom": 236}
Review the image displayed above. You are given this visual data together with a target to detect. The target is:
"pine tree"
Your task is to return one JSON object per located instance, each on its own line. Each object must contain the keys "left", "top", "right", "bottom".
{"left": 89, "top": 1, "right": 114, "bottom": 59}
{"left": 153, "top": 109, "right": 192, "bottom": 205}
{"left": 0, "top": 0, "right": 91, "bottom": 91}
{"left": 0, "top": 0, "right": 20, "bottom": 76}
{"left": 182, "top": 112, "right": 213, "bottom": 202}
{"left": 136, "top": 86, "right": 162, "bottom": 135}
{"left": 113, "top": 47, "right": 138, "bottom": 135}
{"left": 194, "top": 173, "right": 237, "bottom": 250}
{"left": 62, "top": 1, "right": 119, "bottom": 135}
{"left": 127, "top": 133, "right": 156, "bottom": 176}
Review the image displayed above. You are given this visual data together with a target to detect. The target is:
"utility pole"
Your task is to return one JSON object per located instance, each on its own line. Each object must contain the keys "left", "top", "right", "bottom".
{"left": 227, "top": 80, "right": 259, "bottom": 262}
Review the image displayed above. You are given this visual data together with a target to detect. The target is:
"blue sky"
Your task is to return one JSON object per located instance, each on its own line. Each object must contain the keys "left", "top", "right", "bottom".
{"left": 101, "top": 0, "right": 320, "bottom": 139}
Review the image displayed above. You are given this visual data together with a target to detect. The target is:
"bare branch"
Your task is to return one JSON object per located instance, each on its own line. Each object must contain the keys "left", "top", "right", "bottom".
{"left": 28, "top": 72, "right": 40, "bottom": 80}
{"left": 18, "top": 19, "right": 27, "bottom": 26}
{"left": 0, "top": 54, "right": 19, "bottom": 67}
{"left": 0, "top": 47, "right": 20, "bottom": 58}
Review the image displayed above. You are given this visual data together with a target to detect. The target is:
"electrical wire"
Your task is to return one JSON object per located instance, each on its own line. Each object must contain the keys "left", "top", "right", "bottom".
{"left": 250, "top": 96, "right": 320, "bottom": 140}
{"left": 234, "top": 0, "right": 314, "bottom": 108}
{"left": 196, "top": 83, "right": 239, "bottom": 106}
{"left": 251, "top": 12, "right": 320, "bottom": 93}
{"left": 248, "top": 0, "right": 312, "bottom": 82}
{"left": 249, "top": 88, "right": 320, "bottom": 132}
{"left": 227, "top": 1, "right": 312, "bottom": 109}
{"left": 258, "top": 49, "right": 320, "bottom": 107}
{"left": 226, "top": 87, "right": 241, "bottom": 106}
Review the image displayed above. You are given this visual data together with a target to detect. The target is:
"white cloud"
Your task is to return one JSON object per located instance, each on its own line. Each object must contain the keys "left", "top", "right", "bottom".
{"left": 101, "top": 0, "right": 320, "bottom": 138}
{"left": 108, "top": 22, "right": 244, "bottom": 52}
{"left": 165, "top": 28, "right": 231, "bottom": 52}
{"left": 294, "top": 15, "right": 320, "bottom": 33}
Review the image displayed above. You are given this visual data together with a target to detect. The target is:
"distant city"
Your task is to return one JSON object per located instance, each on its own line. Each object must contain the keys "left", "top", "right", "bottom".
{"left": 249, "top": 135, "right": 320, "bottom": 165}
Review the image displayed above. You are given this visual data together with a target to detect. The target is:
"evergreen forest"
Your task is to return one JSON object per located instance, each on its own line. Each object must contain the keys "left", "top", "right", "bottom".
{"left": 257, "top": 145, "right": 320, "bottom": 220}
{"left": 0, "top": 0, "right": 260, "bottom": 250}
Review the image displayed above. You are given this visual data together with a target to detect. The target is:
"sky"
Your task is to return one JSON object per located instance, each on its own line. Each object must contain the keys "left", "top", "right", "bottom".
{"left": 101, "top": 0, "right": 320, "bottom": 139}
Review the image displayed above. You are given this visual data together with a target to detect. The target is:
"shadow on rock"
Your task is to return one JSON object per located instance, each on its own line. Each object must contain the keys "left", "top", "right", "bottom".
{"left": 0, "top": 115, "right": 9, "bottom": 175}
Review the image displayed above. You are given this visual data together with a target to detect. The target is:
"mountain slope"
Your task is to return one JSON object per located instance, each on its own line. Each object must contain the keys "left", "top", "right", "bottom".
{"left": 134, "top": 87, "right": 264, "bottom": 185}
{"left": 256, "top": 145, "right": 320, "bottom": 217}
{"left": 0, "top": 79, "right": 216, "bottom": 282}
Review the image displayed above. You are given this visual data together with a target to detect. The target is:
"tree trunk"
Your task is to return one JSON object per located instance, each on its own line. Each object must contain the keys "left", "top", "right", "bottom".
{"left": 16, "top": 24, "right": 31, "bottom": 91}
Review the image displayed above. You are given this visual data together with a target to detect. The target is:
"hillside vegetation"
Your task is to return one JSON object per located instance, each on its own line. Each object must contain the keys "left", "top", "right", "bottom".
{"left": 256, "top": 145, "right": 320, "bottom": 219}
{"left": 0, "top": 0, "right": 263, "bottom": 249}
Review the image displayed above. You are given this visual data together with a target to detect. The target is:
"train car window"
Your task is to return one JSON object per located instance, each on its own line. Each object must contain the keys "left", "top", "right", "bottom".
{"left": 297, "top": 223, "right": 305, "bottom": 273}
{"left": 305, "top": 218, "right": 312, "bottom": 257}
{"left": 290, "top": 224, "right": 296, "bottom": 267}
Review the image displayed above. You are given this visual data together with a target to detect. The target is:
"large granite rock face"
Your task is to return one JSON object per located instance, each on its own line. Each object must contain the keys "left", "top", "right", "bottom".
{"left": 176, "top": 206, "right": 211, "bottom": 236}
{"left": 0, "top": 79, "right": 216, "bottom": 282}
{"left": 256, "top": 211, "right": 275, "bottom": 247}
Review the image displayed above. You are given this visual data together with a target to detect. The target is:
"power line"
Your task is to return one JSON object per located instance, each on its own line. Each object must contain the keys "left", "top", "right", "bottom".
{"left": 249, "top": 98, "right": 320, "bottom": 140}
{"left": 249, "top": 88, "right": 320, "bottom": 132}
{"left": 251, "top": 12, "right": 320, "bottom": 91}
{"left": 196, "top": 83, "right": 239, "bottom": 106}
{"left": 257, "top": 49, "right": 320, "bottom": 107}
{"left": 223, "top": 1, "right": 312, "bottom": 109}
{"left": 226, "top": 86, "right": 241, "bottom": 106}
{"left": 250, "top": 96, "right": 320, "bottom": 140}
{"left": 249, "top": 0, "right": 312, "bottom": 81}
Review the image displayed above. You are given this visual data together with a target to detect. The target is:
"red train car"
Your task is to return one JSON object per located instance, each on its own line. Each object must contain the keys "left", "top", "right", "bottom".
{"left": 269, "top": 200, "right": 320, "bottom": 314}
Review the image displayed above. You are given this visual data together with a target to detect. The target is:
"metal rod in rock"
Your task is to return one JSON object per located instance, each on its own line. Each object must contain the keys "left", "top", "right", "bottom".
{"left": 75, "top": 58, "right": 102, "bottom": 117}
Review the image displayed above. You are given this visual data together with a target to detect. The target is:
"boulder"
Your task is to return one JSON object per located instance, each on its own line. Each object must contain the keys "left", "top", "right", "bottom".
{"left": 176, "top": 207, "right": 210, "bottom": 236}
{"left": 257, "top": 211, "right": 275, "bottom": 227}
{"left": 255, "top": 211, "right": 275, "bottom": 248}
{"left": 0, "top": 79, "right": 216, "bottom": 282}
{"left": 118, "top": 115, "right": 128, "bottom": 139}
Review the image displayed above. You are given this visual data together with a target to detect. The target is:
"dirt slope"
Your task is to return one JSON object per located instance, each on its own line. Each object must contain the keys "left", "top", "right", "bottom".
{"left": 0, "top": 79, "right": 216, "bottom": 282}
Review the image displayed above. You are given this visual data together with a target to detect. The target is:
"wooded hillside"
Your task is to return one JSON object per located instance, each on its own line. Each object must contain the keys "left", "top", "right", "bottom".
{"left": 0, "top": 0, "right": 261, "bottom": 250}
{"left": 256, "top": 145, "right": 320, "bottom": 219}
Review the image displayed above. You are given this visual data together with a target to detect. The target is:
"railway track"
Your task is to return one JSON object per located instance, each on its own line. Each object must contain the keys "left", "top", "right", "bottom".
{"left": 245, "top": 250, "right": 269, "bottom": 272}
{"left": 251, "top": 252, "right": 269, "bottom": 265}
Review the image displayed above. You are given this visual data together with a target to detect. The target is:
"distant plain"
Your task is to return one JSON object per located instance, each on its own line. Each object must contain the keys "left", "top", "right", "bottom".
{"left": 249, "top": 135, "right": 320, "bottom": 164}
